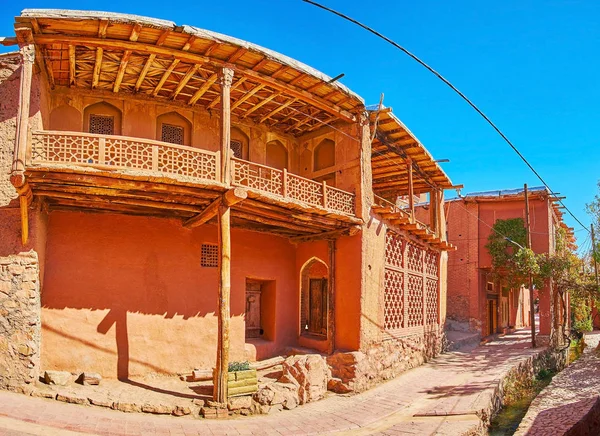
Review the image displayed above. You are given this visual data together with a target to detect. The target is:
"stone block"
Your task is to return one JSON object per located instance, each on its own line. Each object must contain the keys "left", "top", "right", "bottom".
{"left": 228, "top": 395, "right": 252, "bottom": 410}
{"left": 77, "top": 372, "right": 102, "bottom": 386}
{"left": 142, "top": 404, "right": 173, "bottom": 414}
{"left": 56, "top": 393, "right": 88, "bottom": 405}
{"left": 279, "top": 354, "right": 327, "bottom": 404}
{"left": 44, "top": 370, "right": 71, "bottom": 386}
{"left": 172, "top": 405, "right": 191, "bottom": 416}
{"left": 113, "top": 402, "right": 142, "bottom": 413}
{"left": 88, "top": 397, "right": 112, "bottom": 408}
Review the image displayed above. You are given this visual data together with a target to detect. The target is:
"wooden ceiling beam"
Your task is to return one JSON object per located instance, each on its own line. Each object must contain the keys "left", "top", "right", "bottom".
{"left": 135, "top": 30, "right": 169, "bottom": 92}
{"left": 181, "top": 35, "right": 197, "bottom": 52}
{"left": 152, "top": 59, "right": 180, "bottom": 97}
{"left": 28, "top": 19, "right": 55, "bottom": 89}
{"left": 129, "top": 23, "right": 142, "bottom": 42}
{"left": 227, "top": 47, "right": 247, "bottom": 63}
{"left": 68, "top": 44, "right": 76, "bottom": 87}
{"left": 289, "top": 225, "right": 361, "bottom": 243}
{"left": 98, "top": 19, "right": 109, "bottom": 38}
{"left": 204, "top": 41, "right": 220, "bottom": 56}
{"left": 184, "top": 187, "right": 247, "bottom": 228}
{"left": 33, "top": 34, "right": 357, "bottom": 122}
{"left": 172, "top": 64, "right": 200, "bottom": 99}
{"left": 241, "top": 91, "right": 282, "bottom": 119}
{"left": 230, "top": 83, "right": 265, "bottom": 111}
{"left": 92, "top": 48, "right": 103, "bottom": 89}
{"left": 251, "top": 58, "right": 269, "bottom": 71}
{"left": 258, "top": 98, "right": 297, "bottom": 123}
{"left": 113, "top": 50, "right": 131, "bottom": 93}
{"left": 189, "top": 73, "right": 218, "bottom": 105}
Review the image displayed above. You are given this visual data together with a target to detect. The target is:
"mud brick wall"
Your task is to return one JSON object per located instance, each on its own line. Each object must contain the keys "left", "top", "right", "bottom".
{"left": 0, "top": 251, "right": 41, "bottom": 390}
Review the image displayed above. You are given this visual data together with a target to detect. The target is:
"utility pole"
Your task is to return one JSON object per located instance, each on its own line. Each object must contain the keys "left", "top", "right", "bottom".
{"left": 592, "top": 224, "right": 599, "bottom": 289}
{"left": 524, "top": 184, "right": 536, "bottom": 348}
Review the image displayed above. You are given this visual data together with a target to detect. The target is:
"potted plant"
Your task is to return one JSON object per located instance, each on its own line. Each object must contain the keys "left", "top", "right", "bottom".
{"left": 227, "top": 361, "right": 258, "bottom": 397}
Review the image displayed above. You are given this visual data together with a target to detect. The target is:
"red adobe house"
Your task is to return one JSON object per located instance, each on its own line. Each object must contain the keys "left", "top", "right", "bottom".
{"left": 422, "top": 187, "right": 572, "bottom": 340}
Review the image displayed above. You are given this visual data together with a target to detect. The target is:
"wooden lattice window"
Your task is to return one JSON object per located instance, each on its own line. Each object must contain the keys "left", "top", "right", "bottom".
{"left": 230, "top": 140, "right": 243, "bottom": 159}
{"left": 201, "top": 243, "right": 218, "bottom": 268}
{"left": 161, "top": 123, "right": 185, "bottom": 145}
{"left": 89, "top": 114, "right": 115, "bottom": 135}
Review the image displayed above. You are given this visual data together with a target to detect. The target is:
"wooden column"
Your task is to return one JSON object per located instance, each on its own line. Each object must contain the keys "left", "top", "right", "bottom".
{"left": 219, "top": 67, "right": 234, "bottom": 186}
{"left": 11, "top": 43, "right": 35, "bottom": 247}
{"left": 429, "top": 190, "right": 438, "bottom": 237}
{"left": 524, "top": 184, "right": 536, "bottom": 348}
{"left": 407, "top": 157, "right": 414, "bottom": 222}
{"left": 214, "top": 203, "right": 231, "bottom": 403}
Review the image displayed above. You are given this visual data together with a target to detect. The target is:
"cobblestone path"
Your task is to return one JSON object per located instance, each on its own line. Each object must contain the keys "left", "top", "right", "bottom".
{"left": 0, "top": 329, "right": 543, "bottom": 436}
{"left": 515, "top": 331, "right": 600, "bottom": 436}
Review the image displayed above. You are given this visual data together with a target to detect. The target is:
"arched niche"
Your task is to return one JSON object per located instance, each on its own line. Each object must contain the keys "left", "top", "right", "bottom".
{"left": 265, "top": 140, "right": 288, "bottom": 170}
{"left": 314, "top": 138, "right": 335, "bottom": 171}
{"left": 49, "top": 104, "right": 82, "bottom": 132}
{"left": 231, "top": 127, "right": 249, "bottom": 160}
{"left": 83, "top": 101, "right": 122, "bottom": 135}
{"left": 156, "top": 111, "right": 192, "bottom": 146}
{"left": 300, "top": 257, "right": 329, "bottom": 337}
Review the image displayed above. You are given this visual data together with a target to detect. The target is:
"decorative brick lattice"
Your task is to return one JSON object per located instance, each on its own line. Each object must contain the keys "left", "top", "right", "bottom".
{"left": 287, "top": 173, "right": 323, "bottom": 206}
{"left": 406, "top": 274, "right": 424, "bottom": 327}
{"left": 425, "top": 278, "right": 438, "bottom": 325}
{"left": 406, "top": 242, "right": 424, "bottom": 273}
{"left": 201, "top": 244, "right": 218, "bottom": 268}
{"left": 424, "top": 251, "right": 439, "bottom": 277}
{"left": 384, "top": 269, "right": 404, "bottom": 330}
{"left": 161, "top": 123, "right": 184, "bottom": 145}
{"left": 231, "top": 158, "right": 283, "bottom": 195}
{"left": 89, "top": 114, "right": 115, "bottom": 135}
{"left": 158, "top": 146, "right": 217, "bottom": 180}
{"left": 325, "top": 186, "right": 355, "bottom": 215}
{"left": 385, "top": 231, "right": 404, "bottom": 269}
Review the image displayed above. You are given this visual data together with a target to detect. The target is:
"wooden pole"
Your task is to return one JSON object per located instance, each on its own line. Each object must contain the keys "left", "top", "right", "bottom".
{"left": 407, "top": 157, "right": 414, "bottom": 223}
{"left": 524, "top": 184, "right": 536, "bottom": 348}
{"left": 219, "top": 67, "right": 234, "bottom": 186}
{"left": 12, "top": 43, "right": 35, "bottom": 178}
{"left": 214, "top": 204, "right": 231, "bottom": 403}
{"left": 591, "top": 224, "right": 599, "bottom": 289}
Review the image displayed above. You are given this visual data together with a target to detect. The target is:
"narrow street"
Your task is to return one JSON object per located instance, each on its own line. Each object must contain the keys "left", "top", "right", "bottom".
{"left": 0, "top": 330, "right": 542, "bottom": 436}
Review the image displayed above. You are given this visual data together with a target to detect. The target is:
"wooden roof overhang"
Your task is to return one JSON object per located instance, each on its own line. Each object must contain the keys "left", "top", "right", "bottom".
{"left": 25, "top": 166, "right": 362, "bottom": 238}
{"left": 13, "top": 9, "right": 364, "bottom": 136}
{"left": 369, "top": 109, "right": 453, "bottom": 197}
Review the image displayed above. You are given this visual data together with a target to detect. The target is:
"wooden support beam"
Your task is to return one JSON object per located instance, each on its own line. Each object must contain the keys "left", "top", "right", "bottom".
{"left": 214, "top": 204, "right": 231, "bottom": 403}
{"left": 152, "top": 59, "right": 180, "bottom": 96}
{"left": 407, "top": 157, "right": 414, "bottom": 223}
{"left": 289, "top": 225, "right": 361, "bottom": 243}
{"left": 184, "top": 188, "right": 247, "bottom": 228}
{"left": 68, "top": 45, "right": 76, "bottom": 87}
{"left": 11, "top": 41, "right": 34, "bottom": 178}
{"left": 129, "top": 23, "right": 142, "bottom": 42}
{"left": 206, "top": 77, "right": 246, "bottom": 109}
{"left": 227, "top": 47, "right": 247, "bottom": 63}
{"left": 172, "top": 64, "right": 200, "bottom": 99}
{"left": 230, "top": 83, "right": 265, "bottom": 111}
{"left": 92, "top": 48, "right": 103, "bottom": 88}
{"left": 241, "top": 91, "right": 281, "bottom": 118}
{"left": 135, "top": 54, "right": 155, "bottom": 91}
{"left": 33, "top": 35, "right": 357, "bottom": 123}
{"left": 113, "top": 50, "right": 131, "bottom": 93}
{"left": 98, "top": 19, "right": 109, "bottom": 38}
{"left": 258, "top": 98, "right": 297, "bottom": 123}
{"left": 188, "top": 73, "right": 217, "bottom": 105}
{"left": 220, "top": 68, "right": 234, "bottom": 185}
{"left": 20, "top": 194, "right": 29, "bottom": 246}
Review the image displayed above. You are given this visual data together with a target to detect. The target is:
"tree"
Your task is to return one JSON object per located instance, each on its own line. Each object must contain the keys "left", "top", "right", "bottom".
{"left": 586, "top": 180, "right": 600, "bottom": 263}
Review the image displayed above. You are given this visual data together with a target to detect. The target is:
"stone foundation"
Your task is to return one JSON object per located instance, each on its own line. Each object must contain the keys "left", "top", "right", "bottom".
{"left": 0, "top": 251, "right": 41, "bottom": 391}
{"left": 328, "top": 327, "right": 444, "bottom": 393}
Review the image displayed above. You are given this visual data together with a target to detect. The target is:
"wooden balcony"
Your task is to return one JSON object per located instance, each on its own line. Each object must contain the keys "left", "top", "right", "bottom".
{"left": 23, "top": 130, "right": 360, "bottom": 238}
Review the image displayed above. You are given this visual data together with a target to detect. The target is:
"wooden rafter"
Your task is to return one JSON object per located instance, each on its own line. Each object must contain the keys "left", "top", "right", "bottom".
{"left": 172, "top": 64, "right": 200, "bottom": 99}
{"left": 129, "top": 23, "right": 142, "bottom": 42}
{"left": 241, "top": 91, "right": 282, "bottom": 119}
{"left": 135, "top": 30, "right": 169, "bottom": 92}
{"left": 230, "top": 83, "right": 265, "bottom": 111}
{"left": 251, "top": 58, "right": 269, "bottom": 71}
{"left": 98, "top": 19, "right": 109, "bottom": 38}
{"left": 207, "top": 77, "right": 246, "bottom": 109}
{"left": 204, "top": 41, "right": 220, "bottom": 56}
{"left": 181, "top": 35, "right": 197, "bottom": 52}
{"left": 113, "top": 50, "right": 131, "bottom": 93}
{"left": 92, "top": 48, "right": 103, "bottom": 89}
{"left": 68, "top": 44, "right": 76, "bottom": 87}
{"left": 258, "top": 98, "right": 297, "bottom": 123}
{"left": 189, "top": 73, "right": 218, "bottom": 105}
{"left": 152, "top": 59, "right": 180, "bottom": 96}
{"left": 227, "top": 47, "right": 247, "bottom": 63}
{"left": 29, "top": 19, "right": 55, "bottom": 89}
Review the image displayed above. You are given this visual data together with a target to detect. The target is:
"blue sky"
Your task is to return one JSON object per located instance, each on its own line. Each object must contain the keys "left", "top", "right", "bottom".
{"left": 0, "top": 0, "right": 597, "bottom": 246}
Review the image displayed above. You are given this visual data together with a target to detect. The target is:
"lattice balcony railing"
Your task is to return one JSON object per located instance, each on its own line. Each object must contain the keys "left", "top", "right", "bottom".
{"left": 30, "top": 130, "right": 219, "bottom": 182}
{"left": 231, "top": 158, "right": 355, "bottom": 216}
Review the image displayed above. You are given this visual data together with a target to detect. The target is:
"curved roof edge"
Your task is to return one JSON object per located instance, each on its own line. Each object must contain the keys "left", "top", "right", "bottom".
{"left": 20, "top": 9, "right": 364, "bottom": 104}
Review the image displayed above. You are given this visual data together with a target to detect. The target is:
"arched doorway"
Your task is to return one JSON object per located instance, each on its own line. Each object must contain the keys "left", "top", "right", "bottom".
{"left": 300, "top": 258, "right": 329, "bottom": 337}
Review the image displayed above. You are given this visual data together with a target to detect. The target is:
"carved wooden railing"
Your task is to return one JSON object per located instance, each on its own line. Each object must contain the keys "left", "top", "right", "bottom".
{"left": 231, "top": 157, "right": 355, "bottom": 215}
{"left": 29, "top": 130, "right": 220, "bottom": 182}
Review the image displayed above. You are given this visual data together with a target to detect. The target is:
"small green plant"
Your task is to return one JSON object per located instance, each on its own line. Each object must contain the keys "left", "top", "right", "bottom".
{"left": 228, "top": 361, "right": 251, "bottom": 372}
{"left": 535, "top": 368, "right": 555, "bottom": 381}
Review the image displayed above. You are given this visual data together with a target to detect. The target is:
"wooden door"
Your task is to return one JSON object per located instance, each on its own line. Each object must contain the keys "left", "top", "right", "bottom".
{"left": 245, "top": 282, "right": 261, "bottom": 339}
{"left": 308, "top": 278, "right": 327, "bottom": 335}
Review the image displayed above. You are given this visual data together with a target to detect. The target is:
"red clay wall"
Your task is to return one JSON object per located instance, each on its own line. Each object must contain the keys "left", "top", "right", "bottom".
{"left": 41, "top": 211, "right": 300, "bottom": 378}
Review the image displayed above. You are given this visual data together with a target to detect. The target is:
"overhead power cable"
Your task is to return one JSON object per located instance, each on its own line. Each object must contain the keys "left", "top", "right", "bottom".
{"left": 302, "top": 0, "right": 589, "bottom": 233}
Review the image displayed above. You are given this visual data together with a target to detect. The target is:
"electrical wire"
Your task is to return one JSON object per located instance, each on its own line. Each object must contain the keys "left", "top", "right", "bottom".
{"left": 301, "top": 0, "right": 589, "bottom": 233}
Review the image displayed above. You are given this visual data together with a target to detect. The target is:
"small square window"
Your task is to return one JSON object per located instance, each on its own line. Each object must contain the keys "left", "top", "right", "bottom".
{"left": 89, "top": 114, "right": 115, "bottom": 135}
{"left": 230, "top": 140, "right": 243, "bottom": 159}
{"left": 201, "top": 244, "right": 218, "bottom": 268}
{"left": 487, "top": 282, "right": 494, "bottom": 292}
{"left": 161, "top": 123, "right": 185, "bottom": 145}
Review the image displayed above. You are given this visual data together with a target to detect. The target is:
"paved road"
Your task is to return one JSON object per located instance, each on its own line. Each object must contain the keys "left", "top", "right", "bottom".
{"left": 0, "top": 330, "right": 541, "bottom": 435}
